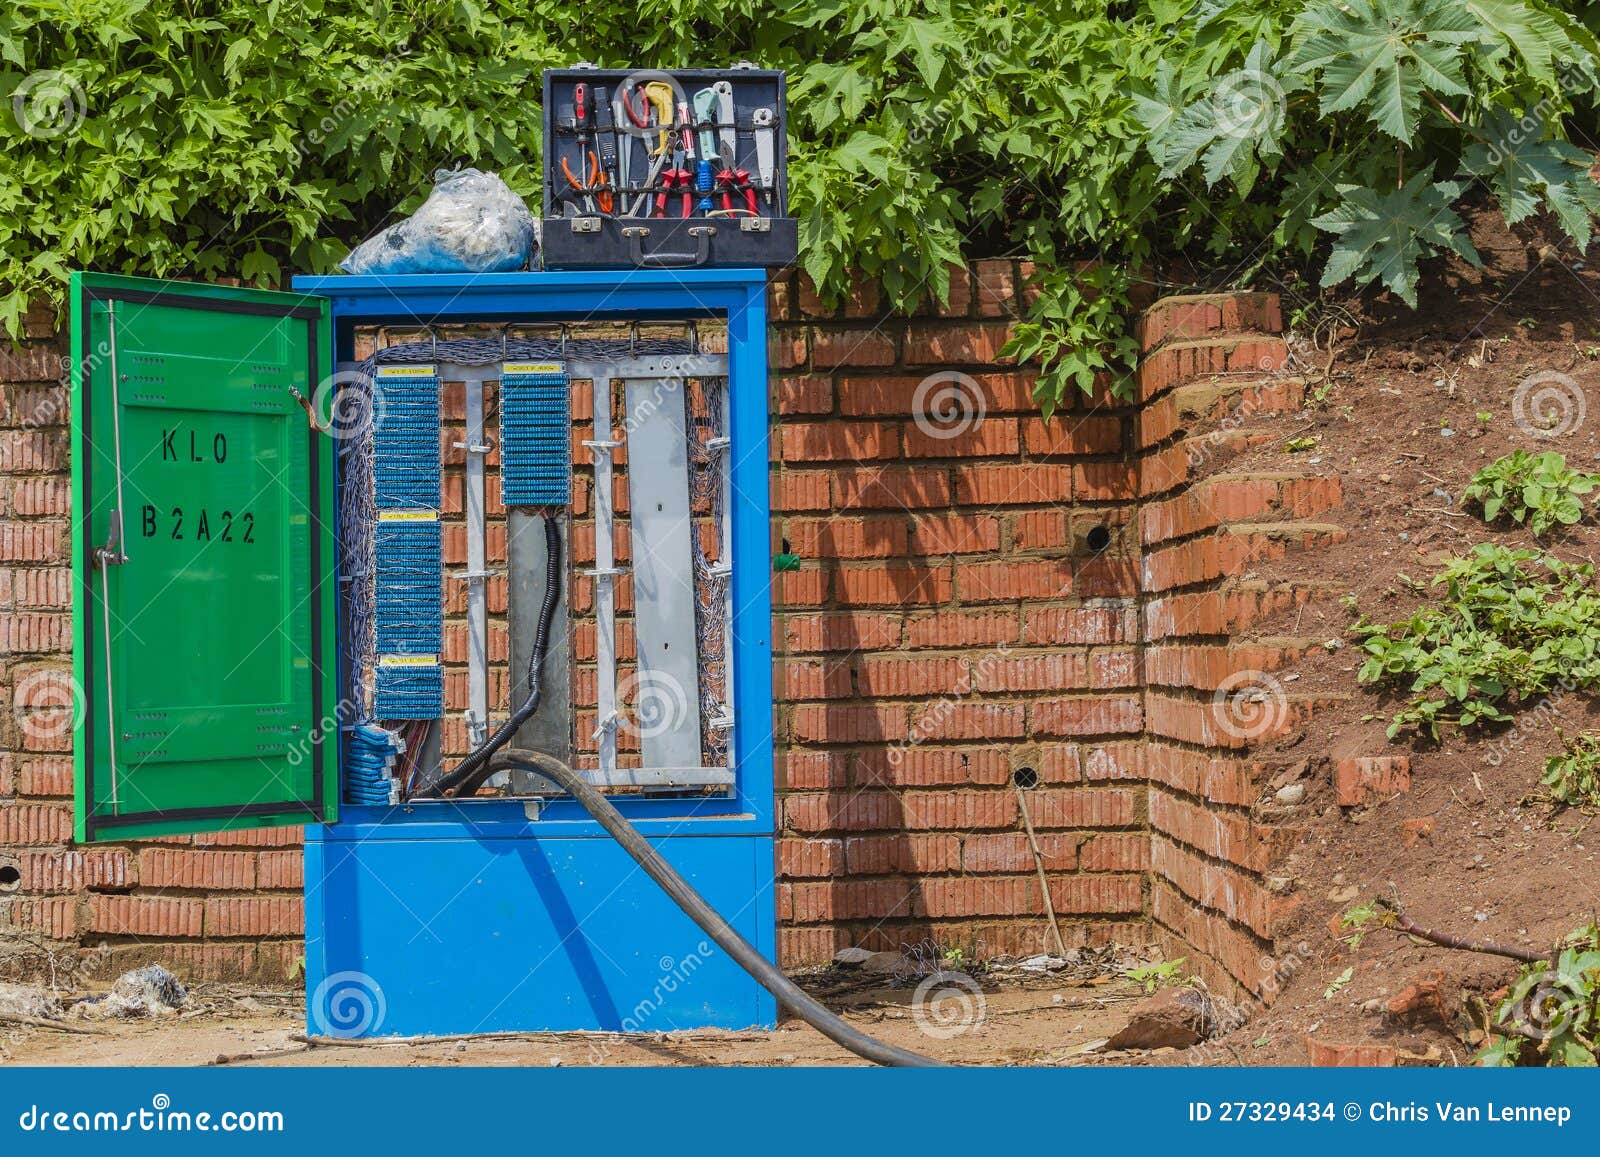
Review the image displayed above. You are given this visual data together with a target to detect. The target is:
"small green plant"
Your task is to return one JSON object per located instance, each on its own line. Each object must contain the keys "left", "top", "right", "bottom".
{"left": 1352, "top": 544, "right": 1600, "bottom": 739}
{"left": 1478, "top": 924, "right": 1600, "bottom": 1067}
{"left": 1476, "top": 411, "right": 1493, "bottom": 428}
{"left": 1463, "top": 451, "right": 1600, "bottom": 537}
{"left": 1337, "top": 902, "right": 1382, "bottom": 949}
{"left": 1543, "top": 730, "right": 1600, "bottom": 808}
{"left": 1126, "top": 958, "right": 1186, "bottom": 994}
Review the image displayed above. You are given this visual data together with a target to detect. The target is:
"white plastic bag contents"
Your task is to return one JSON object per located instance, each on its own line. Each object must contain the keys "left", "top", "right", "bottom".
{"left": 340, "top": 168, "right": 536, "bottom": 276}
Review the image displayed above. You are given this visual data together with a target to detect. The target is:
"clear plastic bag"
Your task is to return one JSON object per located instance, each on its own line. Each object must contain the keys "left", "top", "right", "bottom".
{"left": 340, "top": 168, "right": 536, "bottom": 276}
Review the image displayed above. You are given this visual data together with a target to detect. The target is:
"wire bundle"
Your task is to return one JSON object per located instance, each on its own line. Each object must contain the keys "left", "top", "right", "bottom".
{"left": 500, "top": 364, "right": 572, "bottom": 507}
{"left": 344, "top": 722, "right": 404, "bottom": 806}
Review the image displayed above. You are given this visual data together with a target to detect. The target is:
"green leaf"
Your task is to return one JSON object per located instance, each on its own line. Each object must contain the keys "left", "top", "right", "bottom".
{"left": 1464, "top": 0, "right": 1571, "bottom": 88}
{"left": 1310, "top": 169, "right": 1480, "bottom": 305}
{"left": 1463, "top": 110, "right": 1600, "bottom": 248}
{"left": 1292, "top": 0, "right": 1484, "bottom": 142}
{"left": 1149, "top": 41, "right": 1289, "bottom": 187}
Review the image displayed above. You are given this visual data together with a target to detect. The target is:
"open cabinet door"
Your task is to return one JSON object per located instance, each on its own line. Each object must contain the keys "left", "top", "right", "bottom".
{"left": 70, "top": 273, "right": 339, "bottom": 842}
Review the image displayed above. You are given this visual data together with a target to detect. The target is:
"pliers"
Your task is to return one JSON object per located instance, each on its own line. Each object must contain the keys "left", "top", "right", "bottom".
{"left": 561, "top": 149, "right": 613, "bottom": 214}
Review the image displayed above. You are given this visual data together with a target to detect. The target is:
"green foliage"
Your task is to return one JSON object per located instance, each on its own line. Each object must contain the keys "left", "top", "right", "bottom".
{"left": 1126, "top": 957, "right": 1187, "bottom": 993}
{"left": 3, "top": 1, "right": 1600, "bottom": 409}
{"left": 1336, "top": 902, "right": 1382, "bottom": 948}
{"left": 1290, "top": 0, "right": 1480, "bottom": 144}
{"left": 1542, "top": 729, "right": 1600, "bottom": 806}
{"left": 1478, "top": 923, "right": 1600, "bottom": 1066}
{"left": 1352, "top": 544, "right": 1600, "bottom": 738}
{"left": 1463, "top": 450, "right": 1600, "bottom": 535}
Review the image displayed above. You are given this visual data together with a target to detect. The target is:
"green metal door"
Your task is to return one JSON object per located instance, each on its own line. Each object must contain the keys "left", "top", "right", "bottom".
{"left": 70, "top": 273, "right": 338, "bottom": 842}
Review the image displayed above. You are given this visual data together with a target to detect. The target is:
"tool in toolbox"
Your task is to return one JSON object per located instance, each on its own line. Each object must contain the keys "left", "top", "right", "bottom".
{"left": 562, "top": 149, "right": 613, "bottom": 215}
{"left": 541, "top": 66, "right": 796, "bottom": 267}
{"left": 564, "top": 82, "right": 614, "bottom": 214}
{"left": 752, "top": 107, "right": 776, "bottom": 208}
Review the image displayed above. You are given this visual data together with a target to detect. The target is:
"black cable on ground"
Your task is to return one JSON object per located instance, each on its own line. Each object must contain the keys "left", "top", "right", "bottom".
{"left": 488, "top": 748, "right": 945, "bottom": 1068}
{"left": 429, "top": 514, "right": 563, "bottom": 798}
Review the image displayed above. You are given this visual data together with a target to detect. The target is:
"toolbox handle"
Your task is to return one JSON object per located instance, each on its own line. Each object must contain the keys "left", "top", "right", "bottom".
{"left": 621, "top": 225, "right": 716, "bottom": 268}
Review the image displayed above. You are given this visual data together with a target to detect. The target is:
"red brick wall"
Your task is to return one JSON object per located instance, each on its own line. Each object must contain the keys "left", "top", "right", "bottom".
{"left": 767, "top": 263, "right": 1148, "bottom": 963}
{"left": 0, "top": 272, "right": 1325, "bottom": 992}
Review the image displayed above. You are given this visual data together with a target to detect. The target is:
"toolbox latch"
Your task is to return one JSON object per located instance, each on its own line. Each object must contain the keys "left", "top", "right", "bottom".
{"left": 738, "top": 217, "right": 771, "bottom": 234}
{"left": 569, "top": 216, "right": 603, "bottom": 234}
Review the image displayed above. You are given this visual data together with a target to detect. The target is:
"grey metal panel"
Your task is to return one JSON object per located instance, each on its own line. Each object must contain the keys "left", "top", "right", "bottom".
{"left": 571, "top": 361, "right": 620, "bottom": 781}
{"left": 443, "top": 363, "right": 491, "bottom": 750}
{"left": 509, "top": 765, "right": 735, "bottom": 794}
{"left": 507, "top": 509, "right": 571, "bottom": 764}
{"left": 623, "top": 376, "right": 704, "bottom": 770}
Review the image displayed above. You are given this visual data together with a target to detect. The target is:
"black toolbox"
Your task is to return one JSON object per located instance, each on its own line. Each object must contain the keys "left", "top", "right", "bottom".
{"left": 540, "top": 66, "right": 797, "bottom": 270}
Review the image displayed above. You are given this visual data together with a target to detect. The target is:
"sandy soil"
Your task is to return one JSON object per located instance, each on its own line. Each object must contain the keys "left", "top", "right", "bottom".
{"left": 0, "top": 976, "right": 1154, "bottom": 1068}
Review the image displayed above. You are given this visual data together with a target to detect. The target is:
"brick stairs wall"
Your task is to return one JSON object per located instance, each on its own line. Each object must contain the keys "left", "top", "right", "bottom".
{"left": 1134, "top": 292, "right": 1348, "bottom": 1001}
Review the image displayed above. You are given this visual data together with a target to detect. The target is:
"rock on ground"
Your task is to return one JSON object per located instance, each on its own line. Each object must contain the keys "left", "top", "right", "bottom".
{"left": 1105, "top": 986, "right": 1221, "bottom": 1051}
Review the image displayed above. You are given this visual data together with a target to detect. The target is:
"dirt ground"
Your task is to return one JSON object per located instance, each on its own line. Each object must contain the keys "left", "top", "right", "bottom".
{"left": 0, "top": 974, "right": 1158, "bottom": 1067}
{"left": 1178, "top": 206, "right": 1600, "bottom": 1064}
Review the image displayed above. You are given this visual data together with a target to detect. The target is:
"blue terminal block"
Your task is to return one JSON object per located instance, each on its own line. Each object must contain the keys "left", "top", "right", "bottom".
{"left": 292, "top": 271, "right": 776, "bottom": 1037}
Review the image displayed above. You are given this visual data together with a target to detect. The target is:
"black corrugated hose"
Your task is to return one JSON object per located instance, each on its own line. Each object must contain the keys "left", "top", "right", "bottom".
{"left": 428, "top": 514, "right": 563, "bottom": 798}
{"left": 487, "top": 748, "right": 944, "bottom": 1067}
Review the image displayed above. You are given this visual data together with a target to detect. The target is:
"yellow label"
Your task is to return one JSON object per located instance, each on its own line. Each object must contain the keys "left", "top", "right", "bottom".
{"left": 504, "top": 362, "right": 565, "bottom": 375}
{"left": 377, "top": 509, "right": 439, "bottom": 523}
{"left": 376, "top": 364, "right": 436, "bottom": 378}
{"left": 378, "top": 655, "right": 439, "bottom": 668}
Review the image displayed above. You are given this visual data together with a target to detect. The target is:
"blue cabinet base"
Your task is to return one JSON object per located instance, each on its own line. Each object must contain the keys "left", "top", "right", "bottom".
{"left": 305, "top": 811, "right": 776, "bottom": 1037}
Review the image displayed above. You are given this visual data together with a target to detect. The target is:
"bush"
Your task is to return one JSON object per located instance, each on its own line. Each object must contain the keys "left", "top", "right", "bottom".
{"left": 1464, "top": 451, "right": 1600, "bottom": 536}
{"left": 1352, "top": 544, "right": 1600, "bottom": 738}
{"left": 4, "top": 1, "right": 1600, "bottom": 408}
